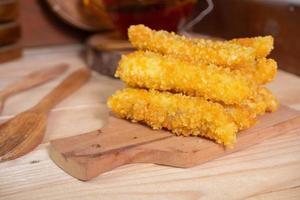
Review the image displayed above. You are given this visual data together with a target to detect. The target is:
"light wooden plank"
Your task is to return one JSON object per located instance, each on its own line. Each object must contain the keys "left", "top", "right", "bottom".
{"left": 0, "top": 131, "right": 299, "bottom": 200}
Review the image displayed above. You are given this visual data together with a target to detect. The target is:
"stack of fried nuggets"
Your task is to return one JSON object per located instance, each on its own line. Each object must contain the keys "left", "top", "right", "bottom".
{"left": 108, "top": 25, "right": 279, "bottom": 147}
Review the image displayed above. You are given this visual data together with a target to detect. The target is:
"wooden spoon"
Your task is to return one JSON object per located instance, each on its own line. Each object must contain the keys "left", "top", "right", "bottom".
{"left": 0, "top": 68, "right": 91, "bottom": 162}
{"left": 0, "top": 63, "right": 69, "bottom": 114}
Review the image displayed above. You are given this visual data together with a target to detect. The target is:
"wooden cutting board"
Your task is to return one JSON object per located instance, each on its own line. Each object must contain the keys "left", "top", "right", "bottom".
{"left": 86, "top": 33, "right": 133, "bottom": 77}
{"left": 50, "top": 105, "right": 300, "bottom": 181}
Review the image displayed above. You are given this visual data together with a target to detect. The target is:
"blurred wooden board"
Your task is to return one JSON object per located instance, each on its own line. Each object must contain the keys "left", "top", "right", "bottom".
{"left": 86, "top": 33, "right": 133, "bottom": 77}
{"left": 0, "top": 44, "right": 22, "bottom": 63}
{"left": 19, "top": 0, "right": 89, "bottom": 47}
{"left": 194, "top": 0, "right": 300, "bottom": 76}
{"left": 46, "top": 0, "right": 112, "bottom": 31}
{"left": 0, "top": 22, "right": 21, "bottom": 45}
{"left": 50, "top": 105, "right": 300, "bottom": 180}
{"left": 0, "top": 0, "right": 19, "bottom": 22}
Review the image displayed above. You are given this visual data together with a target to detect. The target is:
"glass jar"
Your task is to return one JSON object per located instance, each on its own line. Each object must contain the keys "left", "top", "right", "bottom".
{"left": 84, "top": 0, "right": 197, "bottom": 36}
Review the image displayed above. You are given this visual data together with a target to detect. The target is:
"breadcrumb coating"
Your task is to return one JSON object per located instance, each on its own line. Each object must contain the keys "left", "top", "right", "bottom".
{"left": 194, "top": 36, "right": 273, "bottom": 58}
{"left": 262, "top": 88, "right": 279, "bottom": 112}
{"left": 224, "top": 105, "right": 257, "bottom": 131}
{"left": 107, "top": 25, "right": 279, "bottom": 147}
{"left": 107, "top": 88, "right": 238, "bottom": 146}
{"left": 190, "top": 37, "right": 276, "bottom": 84}
{"left": 237, "top": 58, "right": 277, "bottom": 84}
{"left": 128, "top": 25, "right": 256, "bottom": 68}
{"left": 230, "top": 36, "right": 274, "bottom": 58}
{"left": 244, "top": 87, "right": 279, "bottom": 115}
{"left": 116, "top": 51, "right": 257, "bottom": 105}
{"left": 229, "top": 87, "right": 279, "bottom": 130}
{"left": 107, "top": 87, "right": 278, "bottom": 145}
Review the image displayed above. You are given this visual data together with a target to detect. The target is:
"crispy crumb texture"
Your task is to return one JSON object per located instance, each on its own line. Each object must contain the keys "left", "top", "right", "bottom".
{"left": 116, "top": 51, "right": 257, "bottom": 105}
{"left": 108, "top": 25, "right": 279, "bottom": 147}
{"left": 108, "top": 88, "right": 238, "bottom": 146}
{"left": 230, "top": 36, "right": 274, "bottom": 58}
{"left": 237, "top": 58, "right": 277, "bottom": 84}
{"left": 128, "top": 25, "right": 256, "bottom": 68}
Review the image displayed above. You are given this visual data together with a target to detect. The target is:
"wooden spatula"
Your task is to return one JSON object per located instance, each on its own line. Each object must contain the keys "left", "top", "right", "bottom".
{"left": 0, "top": 68, "right": 91, "bottom": 162}
{"left": 0, "top": 63, "right": 69, "bottom": 114}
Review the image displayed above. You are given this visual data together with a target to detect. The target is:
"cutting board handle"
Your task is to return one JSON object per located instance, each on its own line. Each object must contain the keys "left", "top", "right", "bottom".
{"left": 49, "top": 116, "right": 173, "bottom": 180}
{"left": 50, "top": 136, "right": 141, "bottom": 181}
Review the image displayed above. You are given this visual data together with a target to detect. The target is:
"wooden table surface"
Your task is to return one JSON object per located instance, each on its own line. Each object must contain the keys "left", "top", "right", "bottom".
{"left": 0, "top": 46, "right": 300, "bottom": 200}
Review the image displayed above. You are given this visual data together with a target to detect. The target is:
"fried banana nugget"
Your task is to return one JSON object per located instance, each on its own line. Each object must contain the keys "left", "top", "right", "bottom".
{"left": 230, "top": 36, "right": 274, "bottom": 58}
{"left": 116, "top": 51, "right": 257, "bottom": 105}
{"left": 128, "top": 25, "right": 256, "bottom": 68}
{"left": 107, "top": 88, "right": 238, "bottom": 146}
{"left": 237, "top": 58, "right": 277, "bottom": 84}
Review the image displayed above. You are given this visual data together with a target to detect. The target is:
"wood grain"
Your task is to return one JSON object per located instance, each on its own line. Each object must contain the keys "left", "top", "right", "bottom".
{"left": 32, "top": 68, "right": 91, "bottom": 113}
{"left": 0, "top": 46, "right": 299, "bottom": 200}
{"left": 0, "top": 63, "right": 69, "bottom": 113}
{"left": 50, "top": 106, "right": 300, "bottom": 180}
{"left": 0, "top": 68, "right": 91, "bottom": 161}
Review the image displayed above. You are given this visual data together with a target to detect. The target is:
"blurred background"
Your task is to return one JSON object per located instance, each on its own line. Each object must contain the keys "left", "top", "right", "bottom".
{"left": 1, "top": 0, "right": 299, "bottom": 75}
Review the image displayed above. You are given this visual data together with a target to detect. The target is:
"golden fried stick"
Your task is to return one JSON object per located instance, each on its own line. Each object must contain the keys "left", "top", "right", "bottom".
{"left": 244, "top": 87, "right": 279, "bottom": 115}
{"left": 224, "top": 105, "right": 257, "bottom": 131}
{"left": 128, "top": 25, "right": 256, "bottom": 68}
{"left": 128, "top": 24, "right": 276, "bottom": 84}
{"left": 261, "top": 88, "right": 279, "bottom": 112}
{"left": 227, "top": 87, "right": 278, "bottom": 130}
{"left": 230, "top": 36, "right": 274, "bottom": 58}
{"left": 191, "top": 36, "right": 276, "bottom": 84}
{"left": 108, "top": 88, "right": 238, "bottom": 146}
{"left": 107, "top": 87, "right": 278, "bottom": 142}
{"left": 116, "top": 51, "right": 257, "bottom": 105}
{"left": 194, "top": 37, "right": 276, "bottom": 84}
{"left": 236, "top": 58, "right": 277, "bottom": 84}
{"left": 194, "top": 36, "right": 274, "bottom": 58}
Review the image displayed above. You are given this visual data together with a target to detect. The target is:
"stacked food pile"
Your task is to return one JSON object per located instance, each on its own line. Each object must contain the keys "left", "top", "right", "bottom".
{"left": 108, "top": 25, "right": 279, "bottom": 147}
